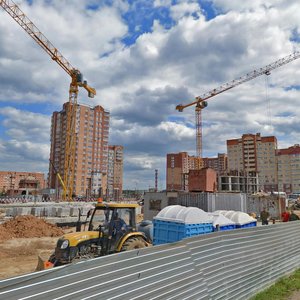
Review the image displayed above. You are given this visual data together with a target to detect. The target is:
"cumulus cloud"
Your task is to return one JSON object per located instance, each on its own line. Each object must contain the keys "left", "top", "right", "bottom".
{"left": 0, "top": 107, "right": 51, "bottom": 142}
{"left": 0, "top": 0, "right": 128, "bottom": 105}
{"left": 0, "top": 139, "right": 50, "bottom": 172}
{"left": 0, "top": 106, "right": 50, "bottom": 173}
{"left": 1, "top": 0, "right": 300, "bottom": 189}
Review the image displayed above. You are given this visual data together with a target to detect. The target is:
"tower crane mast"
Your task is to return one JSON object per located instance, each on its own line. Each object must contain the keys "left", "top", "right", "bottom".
{"left": 176, "top": 51, "right": 300, "bottom": 159}
{"left": 1, "top": 0, "right": 96, "bottom": 200}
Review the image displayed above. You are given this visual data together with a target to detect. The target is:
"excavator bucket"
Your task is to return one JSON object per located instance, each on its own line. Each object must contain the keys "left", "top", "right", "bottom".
{"left": 35, "top": 255, "right": 54, "bottom": 271}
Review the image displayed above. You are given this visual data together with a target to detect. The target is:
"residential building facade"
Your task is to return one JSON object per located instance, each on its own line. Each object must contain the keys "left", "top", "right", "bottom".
{"left": 188, "top": 156, "right": 203, "bottom": 170}
{"left": 166, "top": 152, "right": 189, "bottom": 191}
{"left": 202, "top": 153, "right": 228, "bottom": 175}
{"left": 0, "top": 171, "right": 45, "bottom": 196}
{"left": 277, "top": 144, "right": 300, "bottom": 194}
{"left": 107, "top": 145, "right": 124, "bottom": 200}
{"left": 166, "top": 152, "right": 227, "bottom": 192}
{"left": 227, "top": 133, "right": 277, "bottom": 192}
{"left": 48, "top": 102, "right": 110, "bottom": 197}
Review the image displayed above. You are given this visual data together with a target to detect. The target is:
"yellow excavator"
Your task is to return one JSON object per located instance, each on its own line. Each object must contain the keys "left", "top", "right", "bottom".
{"left": 37, "top": 201, "right": 151, "bottom": 270}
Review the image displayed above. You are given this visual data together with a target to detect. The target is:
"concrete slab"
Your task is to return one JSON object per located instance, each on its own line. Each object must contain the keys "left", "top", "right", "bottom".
{"left": 57, "top": 207, "right": 70, "bottom": 217}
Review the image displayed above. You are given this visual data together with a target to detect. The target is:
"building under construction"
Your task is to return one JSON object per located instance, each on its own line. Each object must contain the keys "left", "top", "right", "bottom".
{"left": 48, "top": 102, "right": 110, "bottom": 197}
{"left": 0, "top": 171, "right": 45, "bottom": 196}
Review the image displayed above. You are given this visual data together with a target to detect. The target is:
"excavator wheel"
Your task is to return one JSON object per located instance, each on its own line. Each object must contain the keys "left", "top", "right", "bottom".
{"left": 121, "top": 237, "right": 148, "bottom": 251}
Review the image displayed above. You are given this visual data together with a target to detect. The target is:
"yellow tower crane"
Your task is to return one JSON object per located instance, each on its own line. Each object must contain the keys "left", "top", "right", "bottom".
{"left": 176, "top": 52, "right": 300, "bottom": 162}
{"left": 1, "top": 0, "right": 96, "bottom": 200}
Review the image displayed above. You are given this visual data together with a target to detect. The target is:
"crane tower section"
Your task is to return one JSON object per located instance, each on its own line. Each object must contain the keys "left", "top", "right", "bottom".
{"left": 1, "top": 0, "right": 96, "bottom": 200}
{"left": 176, "top": 51, "right": 300, "bottom": 159}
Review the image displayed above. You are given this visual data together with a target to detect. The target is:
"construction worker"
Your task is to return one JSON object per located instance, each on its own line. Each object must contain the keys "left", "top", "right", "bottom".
{"left": 112, "top": 212, "right": 127, "bottom": 236}
{"left": 260, "top": 207, "right": 270, "bottom": 225}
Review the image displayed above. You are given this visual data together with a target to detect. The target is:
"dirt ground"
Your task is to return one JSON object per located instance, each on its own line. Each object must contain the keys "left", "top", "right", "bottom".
{"left": 0, "top": 237, "right": 59, "bottom": 279}
{"left": 0, "top": 215, "right": 73, "bottom": 280}
{"left": 0, "top": 213, "right": 145, "bottom": 280}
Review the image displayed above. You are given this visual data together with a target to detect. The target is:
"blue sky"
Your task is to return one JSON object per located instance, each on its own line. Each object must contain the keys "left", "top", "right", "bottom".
{"left": 1, "top": 0, "right": 300, "bottom": 190}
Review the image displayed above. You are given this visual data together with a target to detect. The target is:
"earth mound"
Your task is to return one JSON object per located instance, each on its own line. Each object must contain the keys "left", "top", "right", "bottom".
{"left": 0, "top": 215, "right": 64, "bottom": 241}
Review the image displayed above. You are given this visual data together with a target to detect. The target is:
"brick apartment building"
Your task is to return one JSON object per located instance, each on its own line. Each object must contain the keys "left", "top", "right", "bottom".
{"left": 202, "top": 153, "right": 228, "bottom": 175}
{"left": 277, "top": 144, "right": 300, "bottom": 194}
{"left": 0, "top": 171, "right": 45, "bottom": 196}
{"left": 166, "top": 152, "right": 189, "bottom": 191}
{"left": 166, "top": 152, "right": 223, "bottom": 191}
{"left": 49, "top": 102, "right": 110, "bottom": 197}
{"left": 107, "top": 145, "right": 124, "bottom": 200}
{"left": 227, "top": 133, "right": 277, "bottom": 192}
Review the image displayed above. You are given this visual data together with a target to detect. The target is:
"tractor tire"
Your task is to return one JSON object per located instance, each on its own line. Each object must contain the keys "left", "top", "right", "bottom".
{"left": 121, "top": 237, "right": 148, "bottom": 251}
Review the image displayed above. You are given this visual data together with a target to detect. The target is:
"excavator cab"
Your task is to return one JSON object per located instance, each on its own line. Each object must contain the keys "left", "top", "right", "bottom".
{"left": 87, "top": 204, "right": 138, "bottom": 254}
{"left": 37, "top": 203, "right": 150, "bottom": 270}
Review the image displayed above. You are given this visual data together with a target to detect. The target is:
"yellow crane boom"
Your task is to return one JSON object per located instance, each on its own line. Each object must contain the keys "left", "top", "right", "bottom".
{"left": 1, "top": 0, "right": 96, "bottom": 200}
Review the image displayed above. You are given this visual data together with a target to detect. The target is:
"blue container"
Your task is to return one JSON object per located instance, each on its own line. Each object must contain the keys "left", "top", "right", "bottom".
{"left": 215, "top": 224, "right": 236, "bottom": 231}
{"left": 236, "top": 221, "right": 257, "bottom": 229}
{"left": 153, "top": 219, "right": 213, "bottom": 245}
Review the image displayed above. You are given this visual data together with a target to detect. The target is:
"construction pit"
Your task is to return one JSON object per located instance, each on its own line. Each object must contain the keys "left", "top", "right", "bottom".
{"left": 0, "top": 214, "right": 75, "bottom": 279}
{"left": 0, "top": 203, "right": 144, "bottom": 280}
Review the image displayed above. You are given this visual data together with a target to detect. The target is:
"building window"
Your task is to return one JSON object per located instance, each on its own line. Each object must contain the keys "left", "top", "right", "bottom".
{"left": 150, "top": 199, "right": 161, "bottom": 210}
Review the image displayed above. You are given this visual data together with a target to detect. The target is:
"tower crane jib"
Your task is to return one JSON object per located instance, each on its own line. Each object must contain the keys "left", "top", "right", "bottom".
{"left": 176, "top": 51, "right": 300, "bottom": 159}
{"left": 176, "top": 51, "right": 300, "bottom": 112}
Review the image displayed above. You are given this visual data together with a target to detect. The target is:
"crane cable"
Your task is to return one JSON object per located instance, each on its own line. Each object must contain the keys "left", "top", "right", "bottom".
{"left": 264, "top": 73, "right": 273, "bottom": 133}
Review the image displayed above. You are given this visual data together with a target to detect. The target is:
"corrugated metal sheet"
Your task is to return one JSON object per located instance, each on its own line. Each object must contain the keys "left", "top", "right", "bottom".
{"left": 1, "top": 222, "right": 300, "bottom": 299}
{"left": 209, "top": 193, "right": 247, "bottom": 212}
{"left": 177, "top": 192, "right": 247, "bottom": 212}
{"left": 178, "top": 192, "right": 209, "bottom": 211}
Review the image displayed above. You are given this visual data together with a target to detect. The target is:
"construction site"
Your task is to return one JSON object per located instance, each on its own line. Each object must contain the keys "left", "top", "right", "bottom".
{"left": 2, "top": 0, "right": 300, "bottom": 299}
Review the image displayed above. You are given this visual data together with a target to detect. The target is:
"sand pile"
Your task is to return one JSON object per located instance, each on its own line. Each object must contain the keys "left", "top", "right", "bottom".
{"left": 0, "top": 215, "right": 64, "bottom": 241}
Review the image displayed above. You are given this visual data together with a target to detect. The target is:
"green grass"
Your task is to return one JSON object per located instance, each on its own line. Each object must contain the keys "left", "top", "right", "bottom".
{"left": 251, "top": 269, "right": 300, "bottom": 300}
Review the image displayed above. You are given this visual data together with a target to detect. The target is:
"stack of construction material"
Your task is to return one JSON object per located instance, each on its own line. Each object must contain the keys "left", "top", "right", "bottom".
{"left": 153, "top": 205, "right": 213, "bottom": 245}
{"left": 215, "top": 210, "right": 257, "bottom": 228}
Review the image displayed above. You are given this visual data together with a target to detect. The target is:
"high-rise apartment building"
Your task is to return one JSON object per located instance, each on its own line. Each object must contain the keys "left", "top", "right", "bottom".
{"left": 187, "top": 156, "right": 203, "bottom": 170}
{"left": 277, "top": 144, "right": 300, "bottom": 194}
{"left": 227, "top": 133, "right": 277, "bottom": 192}
{"left": 107, "top": 145, "right": 123, "bottom": 200}
{"left": 202, "top": 153, "right": 228, "bottom": 175}
{"left": 49, "top": 102, "right": 110, "bottom": 197}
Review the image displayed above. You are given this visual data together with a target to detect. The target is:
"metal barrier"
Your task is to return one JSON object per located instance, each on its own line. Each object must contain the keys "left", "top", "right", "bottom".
{"left": 1, "top": 222, "right": 300, "bottom": 299}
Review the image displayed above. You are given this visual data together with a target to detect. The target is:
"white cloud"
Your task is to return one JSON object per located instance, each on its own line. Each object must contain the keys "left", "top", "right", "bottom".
{"left": 0, "top": 139, "right": 50, "bottom": 172}
{"left": 154, "top": 0, "right": 172, "bottom": 7}
{"left": 0, "top": 0, "right": 128, "bottom": 105}
{"left": 1, "top": 1, "right": 300, "bottom": 189}
{"left": 0, "top": 107, "right": 51, "bottom": 142}
{"left": 170, "top": 2, "right": 202, "bottom": 21}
